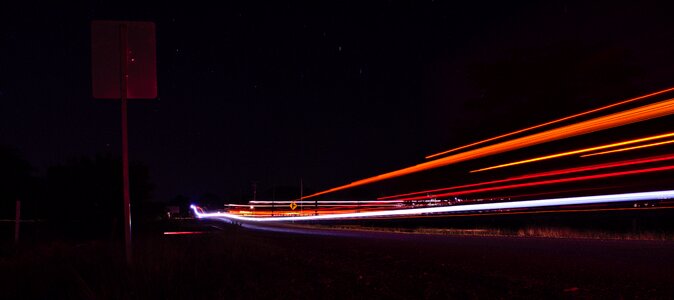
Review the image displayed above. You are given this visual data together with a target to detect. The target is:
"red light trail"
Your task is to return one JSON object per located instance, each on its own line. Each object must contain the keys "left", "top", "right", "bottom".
{"left": 425, "top": 86, "right": 674, "bottom": 159}
{"left": 379, "top": 153, "right": 674, "bottom": 200}
{"left": 305, "top": 97, "right": 674, "bottom": 199}
{"left": 192, "top": 190, "right": 674, "bottom": 222}
{"left": 163, "top": 231, "right": 205, "bottom": 235}
{"left": 471, "top": 131, "right": 674, "bottom": 173}
{"left": 395, "top": 164, "right": 674, "bottom": 201}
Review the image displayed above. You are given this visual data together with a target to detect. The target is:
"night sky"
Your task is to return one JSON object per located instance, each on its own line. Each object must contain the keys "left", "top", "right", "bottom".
{"left": 3, "top": 1, "right": 674, "bottom": 202}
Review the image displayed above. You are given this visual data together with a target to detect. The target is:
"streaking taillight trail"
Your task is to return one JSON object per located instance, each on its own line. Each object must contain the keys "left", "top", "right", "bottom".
{"left": 192, "top": 190, "right": 674, "bottom": 222}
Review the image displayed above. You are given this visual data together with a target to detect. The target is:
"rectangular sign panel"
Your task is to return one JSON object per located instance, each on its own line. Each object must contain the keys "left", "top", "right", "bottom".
{"left": 91, "top": 20, "right": 157, "bottom": 99}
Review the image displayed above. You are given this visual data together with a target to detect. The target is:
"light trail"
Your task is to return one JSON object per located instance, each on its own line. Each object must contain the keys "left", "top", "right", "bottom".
{"left": 248, "top": 200, "right": 404, "bottom": 204}
{"left": 363, "top": 204, "right": 674, "bottom": 220}
{"left": 379, "top": 153, "right": 674, "bottom": 200}
{"left": 425, "top": 86, "right": 674, "bottom": 159}
{"left": 245, "top": 204, "right": 400, "bottom": 208}
{"left": 581, "top": 139, "right": 674, "bottom": 157}
{"left": 470, "top": 186, "right": 622, "bottom": 202}
{"left": 471, "top": 131, "right": 674, "bottom": 173}
{"left": 304, "top": 97, "right": 674, "bottom": 199}
{"left": 397, "top": 164, "right": 674, "bottom": 201}
{"left": 192, "top": 190, "right": 674, "bottom": 222}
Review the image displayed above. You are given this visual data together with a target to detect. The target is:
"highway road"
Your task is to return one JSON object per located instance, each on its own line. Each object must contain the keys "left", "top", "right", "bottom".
{"left": 193, "top": 218, "right": 674, "bottom": 298}
{"left": 4, "top": 218, "right": 673, "bottom": 299}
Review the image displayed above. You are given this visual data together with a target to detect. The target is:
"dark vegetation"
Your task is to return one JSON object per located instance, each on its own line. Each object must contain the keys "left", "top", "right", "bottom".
{"left": 3, "top": 144, "right": 674, "bottom": 299}
{"left": 2, "top": 219, "right": 674, "bottom": 299}
{"left": 0, "top": 144, "right": 160, "bottom": 239}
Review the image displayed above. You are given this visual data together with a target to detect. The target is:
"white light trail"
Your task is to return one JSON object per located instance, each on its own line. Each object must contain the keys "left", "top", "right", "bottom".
{"left": 191, "top": 190, "right": 674, "bottom": 222}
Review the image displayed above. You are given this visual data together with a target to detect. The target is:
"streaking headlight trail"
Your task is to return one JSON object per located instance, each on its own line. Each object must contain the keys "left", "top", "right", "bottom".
{"left": 471, "top": 131, "right": 674, "bottom": 173}
{"left": 191, "top": 190, "right": 674, "bottom": 222}
{"left": 581, "top": 139, "right": 674, "bottom": 157}
{"left": 304, "top": 97, "right": 674, "bottom": 199}
{"left": 379, "top": 153, "right": 674, "bottom": 200}
{"left": 425, "top": 86, "right": 674, "bottom": 159}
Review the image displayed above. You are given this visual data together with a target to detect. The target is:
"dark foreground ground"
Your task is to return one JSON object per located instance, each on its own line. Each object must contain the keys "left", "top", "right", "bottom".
{"left": 1, "top": 219, "right": 674, "bottom": 299}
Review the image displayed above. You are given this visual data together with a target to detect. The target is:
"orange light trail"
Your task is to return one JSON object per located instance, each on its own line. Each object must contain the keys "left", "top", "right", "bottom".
{"left": 581, "top": 139, "right": 674, "bottom": 157}
{"left": 194, "top": 190, "right": 674, "bottom": 222}
{"left": 304, "top": 97, "right": 674, "bottom": 199}
{"left": 425, "top": 86, "right": 674, "bottom": 159}
{"left": 470, "top": 131, "right": 674, "bottom": 173}
{"left": 378, "top": 153, "right": 674, "bottom": 200}
{"left": 398, "top": 164, "right": 674, "bottom": 201}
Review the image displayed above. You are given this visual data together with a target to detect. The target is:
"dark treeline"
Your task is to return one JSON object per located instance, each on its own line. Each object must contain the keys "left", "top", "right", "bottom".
{"left": 1, "top": 144, "right": 158, "bottom": 239}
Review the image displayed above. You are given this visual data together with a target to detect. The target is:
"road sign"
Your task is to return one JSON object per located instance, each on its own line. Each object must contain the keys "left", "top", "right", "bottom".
{"left": 290, "top": 202, "right": 298, "bottom": 210}
{"left": 90, "top": 20, "right": 157, "bottom": 265}
{"left": 91, "top": 20, "right": 157, "bottom": 99}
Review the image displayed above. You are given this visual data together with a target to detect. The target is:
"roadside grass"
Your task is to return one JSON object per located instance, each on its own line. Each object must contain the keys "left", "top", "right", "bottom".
{"left": 515, "top": 226, "right": 674, "bottom": 240}
{"left": 2, "top": 220, "right": 674, "bottom": 299}
{"left": 1, "top": 224, "right": 437, "bottom": 299}
{"left": 311, "top": 224, "right": 674, "bottom": 240}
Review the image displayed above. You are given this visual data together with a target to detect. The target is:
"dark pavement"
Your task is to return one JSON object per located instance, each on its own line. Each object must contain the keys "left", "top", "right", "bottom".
{"left": 200, "top": 218, "right": 674, "bottom": 298}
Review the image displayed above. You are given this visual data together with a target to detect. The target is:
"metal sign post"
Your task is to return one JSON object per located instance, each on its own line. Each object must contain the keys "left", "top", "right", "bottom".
{"left": 119, "top": 23, "right": 132, "bottom": 264}
{"left": 14, "top": 199, "right": 20, "bottom": 244}
{"left": 91, "top": 20, "right": 157, "bottom": 265}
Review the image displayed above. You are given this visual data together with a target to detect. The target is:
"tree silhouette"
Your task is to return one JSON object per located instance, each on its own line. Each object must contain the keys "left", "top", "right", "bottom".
{"left": 44, "top": 155, "right": 153, "bottom": 236}
{"left": 0, "top": 145, "right": 34, "bottom": 218}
